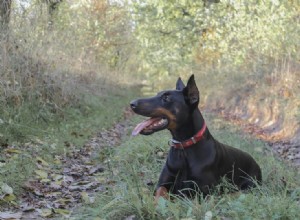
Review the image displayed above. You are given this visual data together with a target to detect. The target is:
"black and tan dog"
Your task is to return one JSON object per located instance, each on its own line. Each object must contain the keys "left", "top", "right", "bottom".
{"left": 130, "top": 75, "right": 262, "bottom": 202}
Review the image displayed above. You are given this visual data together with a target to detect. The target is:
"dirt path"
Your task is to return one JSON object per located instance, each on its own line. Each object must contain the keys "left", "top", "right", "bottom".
{"left": 3, "top": 108, "right": 134, "bottom": 220}
{"left": 215, "top": 110, "right": 300, "bottom": 168}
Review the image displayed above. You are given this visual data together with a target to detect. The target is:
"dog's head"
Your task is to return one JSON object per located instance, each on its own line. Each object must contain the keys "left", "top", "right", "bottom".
{"left": 130, "top": 75, "right": 199, "bottom": 136}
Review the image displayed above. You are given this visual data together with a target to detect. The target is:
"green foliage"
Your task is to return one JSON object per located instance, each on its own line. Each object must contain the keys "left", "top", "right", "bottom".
{"left": 52, "top": 0, "right": 134, "bottom": 69}
{"left": 131, "top": 0, "right": 205, "bottom": 77}
{"left": 131, "top": 0, "right": 299, "bottom": 75}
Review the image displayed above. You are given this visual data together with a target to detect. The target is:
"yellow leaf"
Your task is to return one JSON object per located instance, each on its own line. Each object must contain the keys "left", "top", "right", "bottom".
{"left": 54, "top": 209, "right": 70, "bottom": 216}
{"left": 52, "top": 174, "right": 63, "bottom": 181}
{"left": 81, "top": 192, "right": 90, "bottom": 203}
{"left": 3, "top": 194, "right": 16, "bottom": 202}
{"left": 53, "top": 159, "right": 61, "bottom": 165}
{"left": 5, "top": 149, "right": 22, "bottom": 154}
{"left": 45, "top": 192, "right": 62, "bottom": 198}
{"left": 39, "top": 208, "right": 53, "bottom": 217}
{"left": 141, "top": 187, "right": 150, "bottom": 194}
{"left": 96, "top": 177, "right": 107, "bottom": 182}
{"left": 54, "top": 180, "right": 62, "bottom": 186}
{"left": 54, "top": 198, "right": 72, "bottom": 205}
{"left": 40, "top": 178, "right": 51, "bottom": 183}
{"left": 80, "top": 192, "right": 94, "bottom": 204}
{"left": 35, "top": 170, "right": 48, "bottom": 179}
{"left": 36, "top": 157, "right": 49, "bottom": 166}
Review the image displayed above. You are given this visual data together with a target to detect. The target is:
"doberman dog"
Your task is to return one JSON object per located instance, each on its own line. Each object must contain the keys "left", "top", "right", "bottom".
{"left": 130, "top": 75, "right": 262, "bottom": 202}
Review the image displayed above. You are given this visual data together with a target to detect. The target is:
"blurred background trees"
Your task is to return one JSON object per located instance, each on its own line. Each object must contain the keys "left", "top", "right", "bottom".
{"left": 131, "top": 0, "right": 299, "bottom": 80}
{"left": 0, "top": 0, "right": 299, "bottom": 142}
{"left": 130, "top": 0, "right": 299, "bottom": 142}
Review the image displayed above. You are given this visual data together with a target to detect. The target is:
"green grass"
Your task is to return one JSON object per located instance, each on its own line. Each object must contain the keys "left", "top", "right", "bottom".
{"left": 76, "top": 113, "right": 300, "bottom": 220}
{"left": 0, "top": 83, "right": 140, "bottom": 197}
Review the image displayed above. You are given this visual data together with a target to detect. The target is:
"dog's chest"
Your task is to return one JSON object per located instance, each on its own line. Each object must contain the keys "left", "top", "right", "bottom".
{"left": 167, "top": 146, "right": 215, "bottom": 177}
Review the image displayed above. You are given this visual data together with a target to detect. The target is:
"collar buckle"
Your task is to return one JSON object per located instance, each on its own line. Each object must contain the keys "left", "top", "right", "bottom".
{"left": 168, "top": 139, "right": 184, "bottom": 149}
{"left": 191, "top": 137, "right": 196, "bottom": 144}
{"left": 168, "top": 122, "right": 207, "bottom": 149}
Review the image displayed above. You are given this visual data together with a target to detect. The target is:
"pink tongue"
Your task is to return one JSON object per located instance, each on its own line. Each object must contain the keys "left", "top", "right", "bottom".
{"left": 132, "top": 118, "right": 160, "bottom": 136}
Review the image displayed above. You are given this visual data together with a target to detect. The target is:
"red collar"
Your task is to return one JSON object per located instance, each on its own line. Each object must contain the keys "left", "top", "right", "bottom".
{"left": 169, "top": 122, "right": 207, "bottom": 149}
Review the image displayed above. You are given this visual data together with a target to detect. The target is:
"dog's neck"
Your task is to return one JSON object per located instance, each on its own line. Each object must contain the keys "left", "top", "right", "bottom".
{"left": 170, "top": 108, "right": 208, "bottom": 142}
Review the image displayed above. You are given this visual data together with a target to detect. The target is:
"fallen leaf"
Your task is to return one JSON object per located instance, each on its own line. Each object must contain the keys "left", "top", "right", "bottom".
{"left": 69, "top": 182, "right": 99, "bottom": 191}
{"left": 54, "top": 198, "right": 73, "bottom": 205}
{"left": 52, "top": 174, "right": 63, "bottom": 181}
{"left": 80, "top": 191, "right": 94, "bottom": 204}
{"left": 50, "top": 143, "right": 57, "bottom": 149}
{"left": 21, "top": 203, "right": 35, "bottom": 212}
{"left": 40, "top": 178, "right": 51, "bottom": 183}
{"left": 35, "top": 170, "right": 48, "bottom": 179}
{"left": 124, "top": 215, "right": 136, "bottom": 220}
{"left": 0, "top": 211, "right": 22, "bottom": 220}
{"left": 44, "top": 191, "right": 62, "bottom": 198}
{"left": 38, "top": 208, "right": 53, "bottom": 218}
{"left": 36, "top": 157, "right": 49, "bottom": 166}
{"left": 53, "top": 208, "right": 71, "bottom": 216}
{"left": 5, "top": 148, "right": 22, "bottom": 154}
{"left": 62, "top": 175, "right": 74, "bottom": 183}
{"left": 50, "top": 181, "right": 62, "bottom": 190}
{"left": 88, "top": 165, "right": 105, "bottom": 175}
{"left": 34, "top": 138, "right": 44, "bottom": 144}
{"left": 204, "top": 211, "right": 213, "bottom": 220}
{"left": 2, "top": 193, "right": 16, "bottom": 202}
{"left": 156, "top": 151, "right": 164, "bottom": 158}
{"left": 254, "top": 147, "right": 263, "bottom": 152}
{"left": 1, "top": 183, "right": 13, "bottom": 194}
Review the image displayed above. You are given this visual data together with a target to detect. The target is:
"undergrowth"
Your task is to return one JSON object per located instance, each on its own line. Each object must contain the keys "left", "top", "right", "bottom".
{"left": 77, "top": 114, "right": 300, "bottom": 220}
{"left": 0, "top": 79, "right": 139, "bottom": 197}
{"left": 0, "top": 0, "right": 139, "bottom": 209}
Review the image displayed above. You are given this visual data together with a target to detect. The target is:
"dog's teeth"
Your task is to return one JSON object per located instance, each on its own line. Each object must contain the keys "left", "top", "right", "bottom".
{"left": 159, "top": 119, "right": 166, "bottom": 125}
{"left": 145, "top": 118, "right": 167, "bottom": 130}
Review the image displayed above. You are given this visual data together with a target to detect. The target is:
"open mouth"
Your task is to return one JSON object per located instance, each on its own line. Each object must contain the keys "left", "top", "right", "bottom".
{"left": 132, "top": 117, "right": 169, "bottom": 136}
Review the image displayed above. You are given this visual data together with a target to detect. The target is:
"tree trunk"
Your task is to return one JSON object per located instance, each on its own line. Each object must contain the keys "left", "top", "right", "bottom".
{"left": 0, "top": 0, "right": 12, "bottom": 30}
{"left": 45, "top": 0, "right": 62, "bottom": 26}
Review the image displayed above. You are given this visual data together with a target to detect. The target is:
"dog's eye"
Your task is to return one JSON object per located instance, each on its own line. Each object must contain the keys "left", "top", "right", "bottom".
{"left": 162, "top": 94, "right": 170, "bottom": 103}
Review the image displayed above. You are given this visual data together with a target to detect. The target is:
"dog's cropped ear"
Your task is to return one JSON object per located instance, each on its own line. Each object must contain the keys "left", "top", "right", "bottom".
{"left": 176, "top": 77, "right": 185, "bottom": 90}
{"left": 183, "top": 74, "right": 199, "bottom": 106}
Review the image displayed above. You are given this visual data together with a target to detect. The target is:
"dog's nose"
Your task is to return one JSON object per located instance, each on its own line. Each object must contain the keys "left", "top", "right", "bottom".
{"left": 130, "top": 100, "right": 138, "bottom": 109}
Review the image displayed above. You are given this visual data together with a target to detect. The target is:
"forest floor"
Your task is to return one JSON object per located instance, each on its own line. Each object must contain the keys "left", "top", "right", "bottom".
{"left": 0, "top": 88, "right": 299, "bottom": 219}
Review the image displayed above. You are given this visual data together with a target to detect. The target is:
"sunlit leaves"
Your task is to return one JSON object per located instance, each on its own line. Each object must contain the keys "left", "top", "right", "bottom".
{"left": 131, "top": 0, "right": 299, "bottom": 76}
{"left": 132, "top": 0, "right": 207, "bottom": 75}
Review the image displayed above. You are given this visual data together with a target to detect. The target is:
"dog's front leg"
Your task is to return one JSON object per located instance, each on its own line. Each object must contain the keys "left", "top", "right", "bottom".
{"left": 154, "top": 163, "right": 176, "bottom": 204}
{"left": 154, "top": 186, "right": 169, "bottom": 204}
